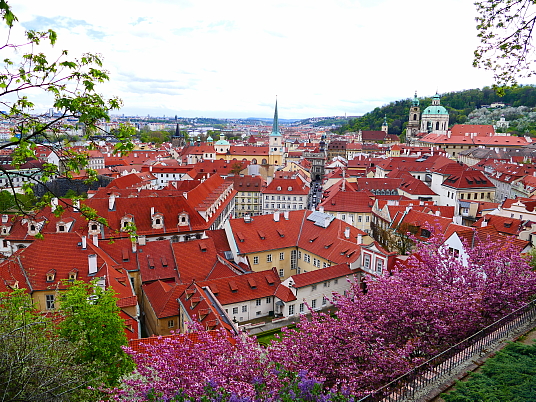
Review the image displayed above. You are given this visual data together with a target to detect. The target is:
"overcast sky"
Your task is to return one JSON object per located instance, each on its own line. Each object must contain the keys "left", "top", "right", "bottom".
{"left": 6, "top": 0, "right": 522, "bottom": 119}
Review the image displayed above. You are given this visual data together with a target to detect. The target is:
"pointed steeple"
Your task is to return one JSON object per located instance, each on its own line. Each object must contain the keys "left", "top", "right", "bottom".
{"left": 271, "top": 97, "right": 281, "bottom": 137}
{"left": 174, "top": 123, "right": 182, "bottom": 138}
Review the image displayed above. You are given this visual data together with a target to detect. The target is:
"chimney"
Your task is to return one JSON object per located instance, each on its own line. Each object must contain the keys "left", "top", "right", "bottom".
{"left": 92, "top": 235, "right": 98, "bottom": 247}
{"left": 319, "top": 206, "right": 324, "bottom": 213}
{"left": 283, "top": 210, "right": 289, "bottom": 220}
{"left": 73, "top": 199, "right": 80, "bottom": 210}
{"left": 1, "top": 214, "right": 7, "bottom": 224}
{"left": 481, "top": 219, "right": 488, "bottom": 228}
{"left": 149, "top": 165, "right": 153, "bottom": 172}
{"left": 344, "top": 226, "right": 350, "bottom": 239}
{"left": 132, "top": 241, "right": 137, "bottom": 253}
{"left": 151, "top": 207, "right": 155, "bottom": 216}
{"left": 274, "top": 211, "right": 280, "bottom": 222}
{"left": 357, "top": 234, "right": 363, "bottom": 244}
{"left": 138, "top": 235, "right": 146, "bottom": 246}
{"left": 435, "top": 210, "right": 440, "bottom": 216}
{"left": 81, "top": 236, "right": 87, "bottom": 250}
{"left": 183, "top": 192, "right": 188, "bottom": 199}
{"left": 88, "top": 254, "right": 97, "bottom": 275}
{"left": 108, "top": 193, "right": 116, "bottom": 211}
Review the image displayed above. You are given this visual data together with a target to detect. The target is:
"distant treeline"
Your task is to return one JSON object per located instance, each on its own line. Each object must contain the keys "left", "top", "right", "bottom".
{"left": 337, "top": 85, "right": 536, "bottom": 135}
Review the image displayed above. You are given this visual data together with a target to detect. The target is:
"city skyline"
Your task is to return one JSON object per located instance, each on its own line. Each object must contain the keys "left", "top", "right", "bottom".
{"left": 7, "top": 0, "right": 523, "bottom": 119}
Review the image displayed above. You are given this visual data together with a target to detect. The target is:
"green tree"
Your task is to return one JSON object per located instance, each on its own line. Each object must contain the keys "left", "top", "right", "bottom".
{"left": 475, "top": 1, "right": 536, "bottom": 90}
{"left": 0, "top": 189, "right": 15, "bottom": 212}
{"left": 57, "top": 280, "right": 134, "bottom": 387}
{"left": 0, "top": 289, "right": 92, "bottom": 401}
{"left": 0, "top": 1, "right": 133, "bottom": 215}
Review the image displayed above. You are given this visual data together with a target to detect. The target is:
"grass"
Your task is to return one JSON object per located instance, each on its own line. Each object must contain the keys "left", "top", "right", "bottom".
{"left": 254, "top": 325, "right": 296, "bottom": 346}
{"left": 441, "top": 341, "right": 536, "bottom": 402}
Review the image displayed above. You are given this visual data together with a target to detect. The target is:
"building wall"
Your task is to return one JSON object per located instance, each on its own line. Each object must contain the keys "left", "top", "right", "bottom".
{"left": 234, "top": 190, "right": 262, "bottom": 217}
{"left": 143, "top": 292, "right": 179, "bottom": 336}
{"left": 223, "top": 296, "right": 276, "bottom": 323}
{"left": 262, "top": 194, "right": 306, "bottom": 215}
{"left": 282, "top": 275, "right": 356, "bottom": 317}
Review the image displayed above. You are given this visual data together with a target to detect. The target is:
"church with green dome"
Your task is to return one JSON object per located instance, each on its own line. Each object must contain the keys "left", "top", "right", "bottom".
{"left": 419, "top": 93, "right": 449, "bottom": 135}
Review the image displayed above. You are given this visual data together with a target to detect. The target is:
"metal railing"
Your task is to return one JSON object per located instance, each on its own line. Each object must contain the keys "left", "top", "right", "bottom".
{"left": 359, "top": 299, "right": 536, "bottom": 402}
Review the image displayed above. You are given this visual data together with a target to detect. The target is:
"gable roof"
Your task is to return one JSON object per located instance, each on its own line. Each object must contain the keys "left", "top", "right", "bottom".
{"left": 290, "top": 263, "right": 354, "bottom": 288}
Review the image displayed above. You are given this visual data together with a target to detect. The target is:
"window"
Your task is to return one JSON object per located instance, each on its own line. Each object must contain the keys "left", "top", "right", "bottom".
{"left": 232, "top": 307, "right": 238, "bottom": 314}
{"left": 45, "top": 294, "right": 55, "bottom": 310}
{"left": 168, "top": 320, "right": 174, "bottom": 328}
{"left": 323, "top": 281, "right": 330, "bottom": 288}
{"left": 298, "top": 251, "right": 302, "bottom": 259}
{"left": 291, "top": 250, "right": 297, "bottom": 270}
{"left": 279, "top": 252, "right": 284, "bottom": 260}
{"left": 242, "top": 305, "right": 247, "bottom": 313}
{"left": 364, "top": 254, "right": 371, "bottom": 269}
{"left": 256, "top": 311, "right": 262, "bottom": 316}
{"left": 267, "top": 254, "right": 272, "bottom": 263}
{"left": 253, "top": 256, "right": 259, "bottom": 265}
{"left": 312, "top": 284, "right": 317, "bottom": 291}
{"left": 323, "top": 262, "right": 329, "bottom": 268}
{"left": 311, "top": 299, "right": 317, "bottom": 309}
{"left": 304, "top": 254, "right": 311, "bottom": 263}
{"left": 322, "top": 296, "right": 327, "bottom": 306}
{"left": 288, "top": 304, "right": 295, "bottom": 315}
{"left": 421, "top": 229, "right": 431, "bottom": 238}
{"left": 266, "top": 297, "right": 271, "bottom": 303}
{"left": 299, "top": 303, "right": 304, "bottom": 313}
{"left": 313, "top": 258, "right": 320, "bottom": 268}
{"left": 256, "top": 299, "right": 262, "bottom": 306}
{"left": 334, "top": 278, "right": 338, "bottom": 284}
{"left": 376, "top": 259, "right": 383, "bottom": 273}
{"left": 366, "top": 216, "right": 370, "bottom": 223}
{"left": 279, "top": 268, "right": 284, "bottom": 277}
{"left": 358, "top": 216, "right": 362, "bottom": 223}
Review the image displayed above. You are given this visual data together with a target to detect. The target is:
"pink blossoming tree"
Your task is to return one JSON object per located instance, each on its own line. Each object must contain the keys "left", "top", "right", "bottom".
{"left": 268, "top": 234, "right": 536, "bottom": 395}
{"left": 112, "top": 233, "right": 536, "bottom": 400}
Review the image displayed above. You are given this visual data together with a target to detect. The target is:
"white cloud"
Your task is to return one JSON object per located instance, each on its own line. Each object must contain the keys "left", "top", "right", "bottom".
{"left": 6, "top": 0, "right": 523, "bottom": 119}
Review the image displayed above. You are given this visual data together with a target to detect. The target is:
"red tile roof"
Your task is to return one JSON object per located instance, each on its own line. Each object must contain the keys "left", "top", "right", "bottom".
{"left": 290, "top": 263, "right": 354, "bottom": 288}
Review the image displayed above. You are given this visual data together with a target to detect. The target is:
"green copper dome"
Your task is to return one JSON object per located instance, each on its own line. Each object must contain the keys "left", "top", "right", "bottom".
{"left": 422, "top": 105, "right": 448, "bottom": 115}
{"left": 215, "top": 134, "right": 229, "bottom": 146}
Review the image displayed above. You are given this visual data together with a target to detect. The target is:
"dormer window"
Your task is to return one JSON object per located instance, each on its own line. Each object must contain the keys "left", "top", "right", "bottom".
{"left": 68, "top": 269, "right": 78, "bottom": 281}
{"left": 120, "top": 215, "right": 134, "bottom": 232}
{"left": 178, "top": 212, "right": 189, "bottom": 227}
{"left": 88, "top": 221, "right": 100, "bottom": 235}
{"left": 30, "top": 225, "right": 35, "bottom": 231}
{"left": 152, "top": 213, "right": 164, "bottom": 229}
{"left": 1, "top": 226, "right": 9, "bottom": 235}
{"left": 46, "top": 269, "right": 56, "bottom": 282}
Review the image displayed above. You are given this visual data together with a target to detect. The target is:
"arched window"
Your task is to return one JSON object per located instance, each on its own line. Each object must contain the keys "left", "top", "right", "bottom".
{"left": 413, "top": 114, "right": 417, "bottom": 121}
{"left": 262, "top": 159, "right": 267, "bottom": 164}
{"left": 252, "top": 158, "right": 257, "bottom": 164}
{"left": 436, "top": 121, "right": 440, "bottom": 130}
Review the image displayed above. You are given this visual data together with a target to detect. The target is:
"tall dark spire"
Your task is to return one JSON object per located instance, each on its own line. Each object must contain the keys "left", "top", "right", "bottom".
{"left": 271, "top": 97, "right": 281, "bottom": 137}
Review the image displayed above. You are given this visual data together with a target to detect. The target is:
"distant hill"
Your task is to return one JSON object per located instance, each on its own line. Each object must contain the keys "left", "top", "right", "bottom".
{"left": 244, "top": 118, "right": 301, "bottom": 124}
{"left": 337, "top": 85, "right": 536, "bottom": 136}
